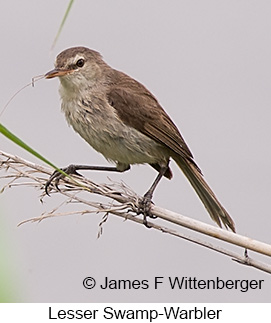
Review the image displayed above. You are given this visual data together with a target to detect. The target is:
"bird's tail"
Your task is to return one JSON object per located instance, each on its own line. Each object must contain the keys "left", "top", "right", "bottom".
{"left": 174, "top": 156, "right": 235, "bottom": 232}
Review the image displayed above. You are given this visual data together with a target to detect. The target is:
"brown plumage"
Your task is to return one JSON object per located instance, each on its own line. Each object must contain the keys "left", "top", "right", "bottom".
{"left": 45, "top": 46, "right": 235, "bottom": 232}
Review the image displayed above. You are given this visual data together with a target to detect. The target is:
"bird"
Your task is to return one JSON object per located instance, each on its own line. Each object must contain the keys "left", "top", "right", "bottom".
{"left": 45, "top": 46, "right": 235, "bottom": 232}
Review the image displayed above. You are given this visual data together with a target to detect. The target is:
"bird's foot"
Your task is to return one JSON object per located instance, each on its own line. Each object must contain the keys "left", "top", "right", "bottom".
{"left": 45, "top": 164, "right": 81, "bottom": 195}
{"left": 137, "top": 192, "right": 156, "bottom": 228}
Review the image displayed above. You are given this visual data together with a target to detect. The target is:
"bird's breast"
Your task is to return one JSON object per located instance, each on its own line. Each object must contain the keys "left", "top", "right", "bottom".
{"left": 60, "top": 95, "right": 169, "bottom": 165}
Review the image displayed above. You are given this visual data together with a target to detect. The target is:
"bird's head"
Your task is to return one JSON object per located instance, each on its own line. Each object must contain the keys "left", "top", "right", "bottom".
{"left": 45, "top": 46, "right": 106, "bottom": 91}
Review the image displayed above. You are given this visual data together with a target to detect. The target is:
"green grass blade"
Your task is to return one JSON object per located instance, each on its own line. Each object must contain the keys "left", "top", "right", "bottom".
{"left": 51, "top": 0, "right": 75, "bottom": 51}
{"left": 0, "top": 123, "right": 63, "bottom": 174}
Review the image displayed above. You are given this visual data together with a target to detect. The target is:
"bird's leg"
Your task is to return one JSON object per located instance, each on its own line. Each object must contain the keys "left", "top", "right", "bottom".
{"left": 45, "top": 164, "right": 130, "bottom": 195}
{"left": 139, "top": 165, "right": 168, "bottom": 227}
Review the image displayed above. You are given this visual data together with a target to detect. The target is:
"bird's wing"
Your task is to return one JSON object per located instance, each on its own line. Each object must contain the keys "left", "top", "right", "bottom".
{"left": 107, "top": 83, "right": 194, "bottom": 162}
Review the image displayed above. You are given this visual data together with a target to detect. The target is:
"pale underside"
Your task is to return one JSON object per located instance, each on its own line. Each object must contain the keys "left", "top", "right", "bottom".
{"left": 61, "top": 95, "right": 170, "bottom": 171}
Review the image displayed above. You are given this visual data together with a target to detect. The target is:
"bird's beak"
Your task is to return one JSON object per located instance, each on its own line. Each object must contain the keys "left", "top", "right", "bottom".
{"left": 45, "top": 68, "right": 71, "bottom": 79}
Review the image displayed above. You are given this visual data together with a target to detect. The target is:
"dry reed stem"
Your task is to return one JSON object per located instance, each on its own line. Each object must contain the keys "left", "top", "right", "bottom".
{"left": 1, "top": 150, "right": 271, "bottom": 274}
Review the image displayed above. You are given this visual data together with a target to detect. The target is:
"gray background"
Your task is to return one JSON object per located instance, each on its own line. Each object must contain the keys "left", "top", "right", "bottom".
{"left": 0, "top": 0, "right": 270, "bottom": 302}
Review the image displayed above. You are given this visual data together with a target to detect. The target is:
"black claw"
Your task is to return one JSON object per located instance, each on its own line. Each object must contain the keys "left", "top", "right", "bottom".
{"left": 45, "top": 184, "right": 50, "bottom": 196}
{"left": 143, "top": 214, "right": 152, "bottom": 228}
{"left": 44, "top": 164, "right": 80, "bottom": 195}
{"left": 54, "top": 181, "right": 60, "bottom": 192}
{"left": 45, "top": 186, "right": 50, "bottom": 196}
{"left": 138, "top": 193, "right": 155, "bottom": 228}
{"left": 45, "top": 169, "right": 61, "bottom": 195}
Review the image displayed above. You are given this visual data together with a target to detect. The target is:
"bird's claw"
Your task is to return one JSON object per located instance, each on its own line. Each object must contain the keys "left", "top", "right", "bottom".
{"left": 44, "top": 164, "right": 81, "bottom": 195}
{"left": 137, "top": 193, "right": 156, "bottom": 228}
{"left": 45, "top": 171, "right": 61, "bottom": 195}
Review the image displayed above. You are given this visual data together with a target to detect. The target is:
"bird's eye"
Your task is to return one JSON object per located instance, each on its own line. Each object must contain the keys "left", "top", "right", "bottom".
{"left": 76, "top": 58, "right": 85, "bottom": 68}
